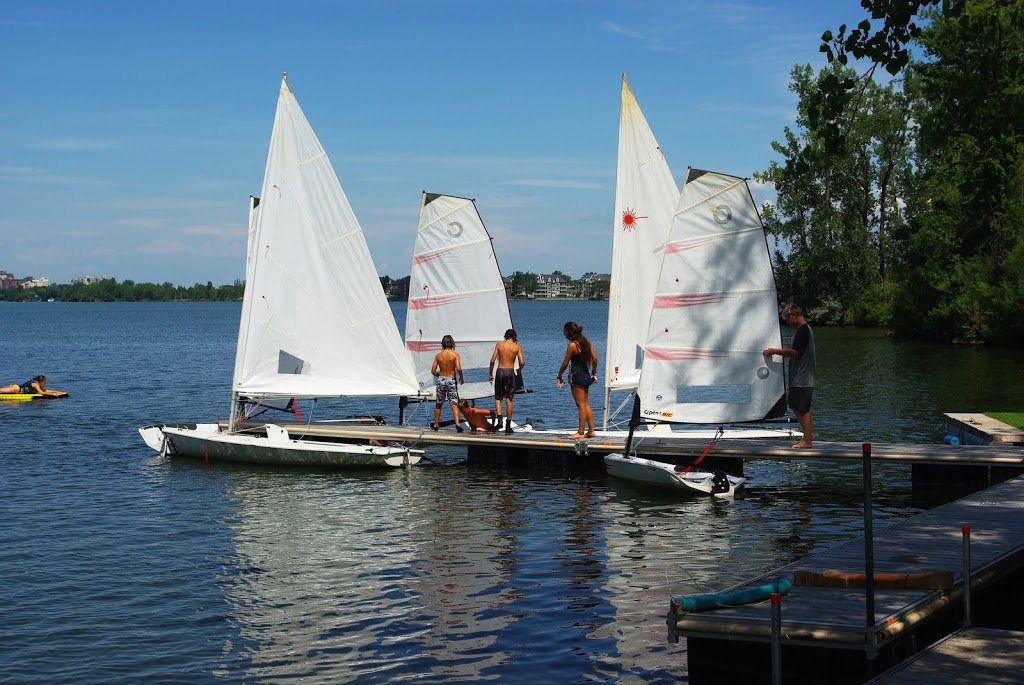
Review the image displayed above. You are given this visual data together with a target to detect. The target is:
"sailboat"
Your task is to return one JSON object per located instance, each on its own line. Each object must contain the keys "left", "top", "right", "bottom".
{"left": 541, "top": 75, "right": 794, "bottom": 441}
{"left": 604, "top": 168, "right": 789, "bottom": 495}
{"left": 602, "top": 73, "right": 679, "bottom": 429}
{"left": 402, "top": 192, "right": 514, "bottom": 415}
{"left": 139, "top": 73, "right": 423, "bottom": 467}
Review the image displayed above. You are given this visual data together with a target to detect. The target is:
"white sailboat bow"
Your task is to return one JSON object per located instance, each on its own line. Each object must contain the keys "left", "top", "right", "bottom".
{"left": 139, "top": 73, "right": 423, "bottom": 468}
{"left": 603, "top": 74, "right": 679, "bottom": 423}
{"left": 405, "top": 193, "right": 512, "bottom": 401}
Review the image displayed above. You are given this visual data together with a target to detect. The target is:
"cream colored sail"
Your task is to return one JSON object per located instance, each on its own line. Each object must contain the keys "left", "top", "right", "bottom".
{"left": 636, "top": 169, "right": 787, "bottom": 423}
{"left": 603, "top": 74, "right": 679, "bottom": 422}
{"left": 233, "top": 74, "right": 419, "bottom": 399}
{"left": 405, "top": 193, "right": 512, "bottom": 400}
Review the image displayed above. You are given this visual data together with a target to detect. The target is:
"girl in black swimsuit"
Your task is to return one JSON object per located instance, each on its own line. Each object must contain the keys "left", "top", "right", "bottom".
{"left": 555, "top": 321, "right": 598, "bottom": 439}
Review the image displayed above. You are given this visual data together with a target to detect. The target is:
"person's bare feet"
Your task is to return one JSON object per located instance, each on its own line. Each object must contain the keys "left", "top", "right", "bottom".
{"left": 569, "top": 432, "right": 585, "bottom": 440}
{"left": 585, "top": 432, "right": 596, "bottom": 438}
{"left": 792, "top": 440, "right": 814, "bottom": 448}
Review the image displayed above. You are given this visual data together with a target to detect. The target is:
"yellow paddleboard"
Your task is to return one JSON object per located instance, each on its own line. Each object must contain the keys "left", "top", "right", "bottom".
{"left": 0, "top": 391, "right": 69, "bottom": 401}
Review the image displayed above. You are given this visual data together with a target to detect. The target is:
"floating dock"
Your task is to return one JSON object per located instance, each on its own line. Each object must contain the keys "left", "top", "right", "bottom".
{"left": 232, "top": 420, "right": 1024, "bottom": 466}
{"left": 942, "top": 412, "right": 1024, "bottom": 446}
{"left": 232, "top": 420, "right": 1024, "bottom": 492}
{"left": 665, "top": 474, "right": 1024, "bottom": 684}
{"left": 867, "top": 626, "right": 1024, "bottom": 684}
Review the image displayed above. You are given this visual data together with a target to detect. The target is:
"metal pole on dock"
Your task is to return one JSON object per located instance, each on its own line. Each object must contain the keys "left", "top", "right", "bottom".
{"left": 770, "top": 592, "right": 782, "bottom": 685}
{"left": 862, "top": 443, "right": 876, "bottom": 663}
{"left": 962, "top": 525, "right": 972, "bottom": 627}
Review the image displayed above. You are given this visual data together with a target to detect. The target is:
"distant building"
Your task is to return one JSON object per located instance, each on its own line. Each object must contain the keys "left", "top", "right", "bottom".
{"left": 536, "top": 273, "right": 575, "bottom": 298}
{"left": 71, "top": 275, "right": 111, "bottom": 285}
{"left": 389, "top": 275, "right": 410, "bottom": 301}
{"left": 577, "top": 272, "right": 610, "bottom": 299}
{"left": 0, "top": 270, "right": 29, "bottom": 289}
{"left": 21, "top": 276, "right": 50, "bottom": 288}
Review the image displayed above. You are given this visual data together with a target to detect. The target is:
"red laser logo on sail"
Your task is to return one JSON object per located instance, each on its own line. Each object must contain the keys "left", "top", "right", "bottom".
{"left": 621, "top": 208, "right": 646, "bottom": 231}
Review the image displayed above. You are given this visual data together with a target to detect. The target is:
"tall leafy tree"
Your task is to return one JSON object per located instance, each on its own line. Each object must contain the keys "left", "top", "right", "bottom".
{"left": 756, "top": 63, "right": 912, "bottom": 323}
{"left": 894, "top": 0, "right": 1024, "bottom": 343}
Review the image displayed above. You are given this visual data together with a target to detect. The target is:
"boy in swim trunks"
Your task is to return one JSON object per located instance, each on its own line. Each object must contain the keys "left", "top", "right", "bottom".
{"left": 431, "top": 335, "right": 465, "bottom": 432}
{"left": 489, "top": 328, "right": 525, "bottom": 434}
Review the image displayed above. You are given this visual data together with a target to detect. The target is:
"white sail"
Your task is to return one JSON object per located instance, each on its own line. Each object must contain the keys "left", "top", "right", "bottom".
{"left": 405, "top": 193, "right": 512, "bottom": 400}
{"left": 636, "top": 168, "right": 786, "bottom": 424}
{"left": 233, "top": 74, "right": 420, "bottom": 399}
{"left": 604, "top": 74, "right": 679, "bottom": 395}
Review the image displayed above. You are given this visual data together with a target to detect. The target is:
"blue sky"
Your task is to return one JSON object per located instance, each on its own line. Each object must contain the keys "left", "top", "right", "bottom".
{"left": 2, "top": 0, "right": 872, "bottom": 286}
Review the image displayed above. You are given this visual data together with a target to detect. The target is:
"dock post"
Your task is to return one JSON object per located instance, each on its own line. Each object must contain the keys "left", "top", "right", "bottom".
{"left": 862, "top": 443, "right": 877, "bottom": 664}
{"left": 962, "top": 525, "right": 972, "bottom": 627}
{"left": 770, "top": 592, "right": 782, "bottom": 685}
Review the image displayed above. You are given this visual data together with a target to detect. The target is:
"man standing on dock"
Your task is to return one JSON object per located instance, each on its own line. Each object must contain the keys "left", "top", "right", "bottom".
{"left": 489, "top": 328, "right": 525, "bottom": 434}
{"left": 764, "top": 304, "right": 816, "bottom": 448}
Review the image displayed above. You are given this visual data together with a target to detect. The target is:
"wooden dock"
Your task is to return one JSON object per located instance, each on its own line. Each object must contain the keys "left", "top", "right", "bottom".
{"left": 867, "top": 626, "right": 1024, "bottom": 684}
{"left": 942, "top": 412, "right": 1024, "bottom": 446}
{"left": 666, "top": 474, "right": 1024, "bottom": 684}
{"left": 232, "top": 420, "right": 1024, "bottom": 467}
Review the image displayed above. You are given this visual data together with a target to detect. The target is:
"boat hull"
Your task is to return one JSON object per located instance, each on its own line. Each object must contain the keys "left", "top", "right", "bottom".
{"left": 143, "top": 424, "right": 422, "bottom": 468}
{"left": 604, "top": 453, "right": 745, "bottom": 497}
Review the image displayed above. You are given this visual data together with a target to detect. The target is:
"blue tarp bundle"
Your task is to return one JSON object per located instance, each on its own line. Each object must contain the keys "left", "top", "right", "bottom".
{"left": 674, "top": 578, "right": 793, "bottom": 613}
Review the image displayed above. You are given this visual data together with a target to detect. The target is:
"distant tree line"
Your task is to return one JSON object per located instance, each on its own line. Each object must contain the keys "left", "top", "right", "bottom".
{"left": 757, "top": 0, "right": 1023, "bottom": 345}
{"left": 0, "top": 279, "right": 245, "bottom": 302}
{"left": 2, "top": 270, "right": 612, "bottom": 303}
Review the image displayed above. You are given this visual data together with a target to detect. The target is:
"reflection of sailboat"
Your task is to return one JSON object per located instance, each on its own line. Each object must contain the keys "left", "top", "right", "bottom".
{"left": 403, "top": 193, "right": 513, "bottom": 408}
{"left": 603, "top": 73, "right": 679, "bottom": 429}
{"left": 139, "top": 74, "right": 422, "bottom": 467}
{"left": 605, "top": 169, "right": 789, "bottom": 495}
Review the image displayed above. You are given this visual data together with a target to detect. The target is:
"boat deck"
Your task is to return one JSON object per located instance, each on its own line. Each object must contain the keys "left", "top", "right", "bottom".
{"left": 668, "top": 474, "right": 1024, "bottom": 682}
{"left": 230, "top": 420, "right": 1024, "bottom": 466}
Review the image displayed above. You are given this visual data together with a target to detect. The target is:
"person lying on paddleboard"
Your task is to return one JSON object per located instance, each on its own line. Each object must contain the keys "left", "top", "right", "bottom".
{"left": 1, "top": 375, "right": 64, "bottom": 396}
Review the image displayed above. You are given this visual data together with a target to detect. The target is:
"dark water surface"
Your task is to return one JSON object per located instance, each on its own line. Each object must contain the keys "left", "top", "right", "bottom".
{"left": 2, "top": 301, "right": 1022, "bottom": 683}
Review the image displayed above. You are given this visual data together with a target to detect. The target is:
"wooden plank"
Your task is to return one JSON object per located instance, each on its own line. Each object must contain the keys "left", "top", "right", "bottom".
{"left": 868, "top": 627, "right": 1024, "bottom": 684}
{"left": 794, "top": 570, "right": 954, "bottom": 590}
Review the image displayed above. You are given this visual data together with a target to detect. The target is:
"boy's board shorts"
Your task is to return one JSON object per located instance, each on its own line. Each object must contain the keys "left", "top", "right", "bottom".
{"left": 788, "top": 386, "right": 813, "bottom": 412}
{"left": 494, "top": 368, "right": 516, "bottom": 401}
{"left": 435, "top": 376, "right": 458, "bottom": 407}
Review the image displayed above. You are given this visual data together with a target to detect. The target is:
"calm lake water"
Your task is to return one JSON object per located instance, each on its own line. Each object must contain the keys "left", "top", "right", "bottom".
{"left": 2, "top": 301, "right": 1022, "bottom": 683}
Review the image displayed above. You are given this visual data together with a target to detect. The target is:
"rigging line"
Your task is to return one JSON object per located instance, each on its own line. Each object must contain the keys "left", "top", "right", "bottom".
{"left": 675, "top": 426, "right": 724, "bottom": 474}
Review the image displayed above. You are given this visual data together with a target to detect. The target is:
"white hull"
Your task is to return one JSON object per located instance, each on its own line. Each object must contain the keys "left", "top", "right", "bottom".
{"left": 142, "top": 424, "right": 422, "bottom": 468}
{"left": 604, "top": 453, "right": 745, "bottom": 497}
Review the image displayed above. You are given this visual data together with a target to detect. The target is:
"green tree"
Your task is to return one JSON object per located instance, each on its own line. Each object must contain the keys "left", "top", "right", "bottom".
{"left": 893, "top": 0, "right": 1024, "bottom": 343}
{"left": 755, "top": 63, "right": 913, "bottom": 324}
{"left": 814, "top": 0, "right": 949, "bottom": 153}
{"left": 509, "top": 271, "right": 538, "bottom": 297}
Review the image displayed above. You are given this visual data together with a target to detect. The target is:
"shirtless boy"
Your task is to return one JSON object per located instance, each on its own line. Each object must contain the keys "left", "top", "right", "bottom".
{"left": 489, "top": 328, "right": 525, "bottom": 434}
{"left": 431, "top": 334, "right": 465, "bottom": 432}
{"left": 459, "top": 400, "right": 499, "bottom": 433}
